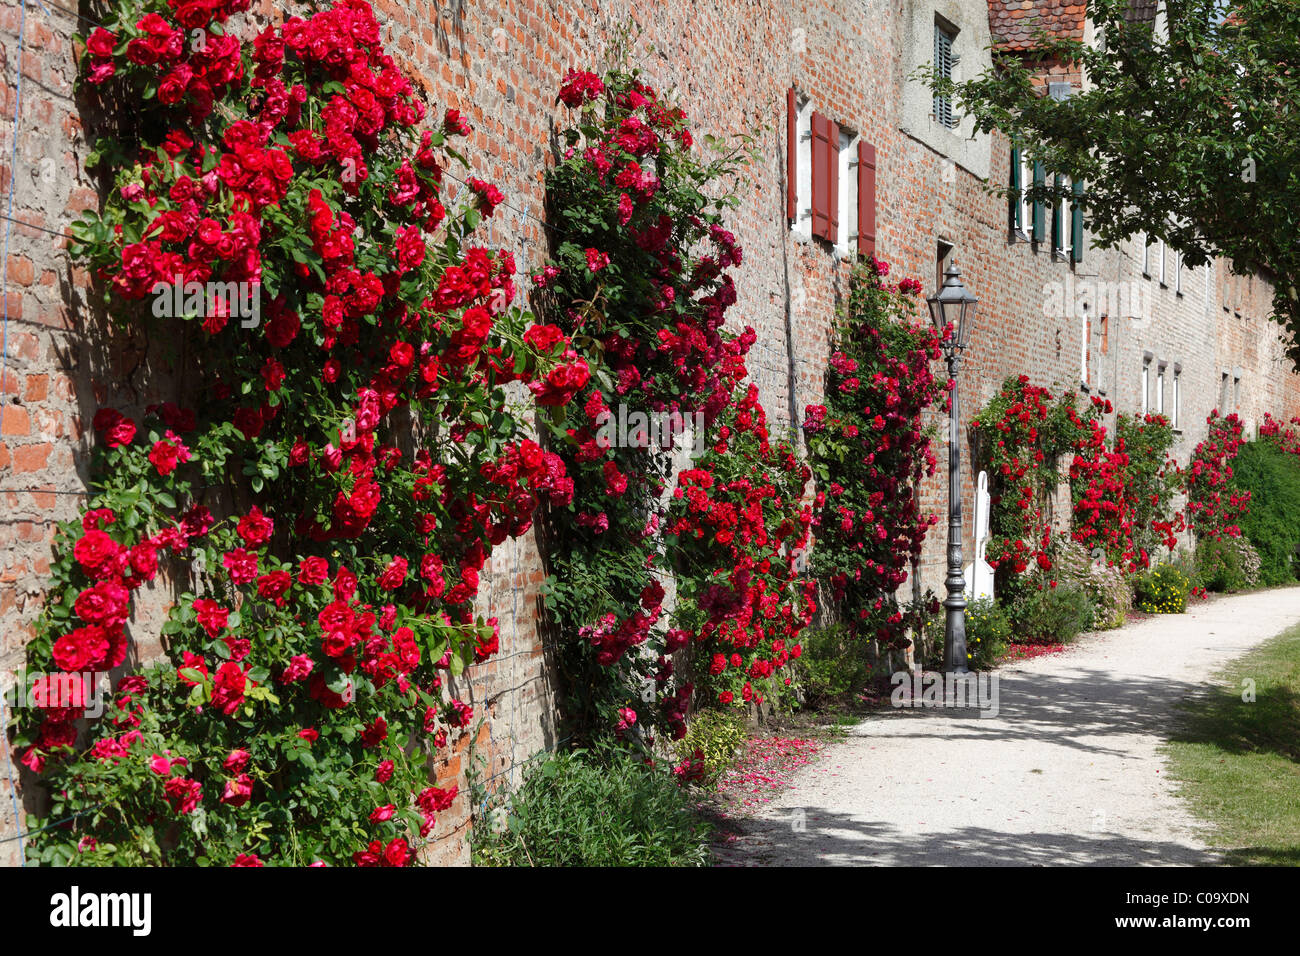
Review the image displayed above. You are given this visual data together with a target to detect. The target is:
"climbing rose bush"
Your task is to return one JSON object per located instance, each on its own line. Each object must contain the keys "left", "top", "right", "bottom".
{"left": 1186, "top": 412, "right": 1251, "bottom": 540}
{"left": 14, "top": 0, "right": 579, "bottom": 866}
{"left": 665, "top": 383, "right": 816, "bottom": 712}
{"left": 533, "top": 65, "right": 811, "bottom": 740}
{"left": 803, "top": 257, "right": 944, "bottom": 647}
{"left": 973, "top": 378, "right": 1182, "bottom": 585}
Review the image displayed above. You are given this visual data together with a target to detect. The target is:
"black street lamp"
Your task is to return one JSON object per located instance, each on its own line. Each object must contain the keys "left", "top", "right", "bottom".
{"left": 927, "top": 261, "right": 978, "bottom": 676}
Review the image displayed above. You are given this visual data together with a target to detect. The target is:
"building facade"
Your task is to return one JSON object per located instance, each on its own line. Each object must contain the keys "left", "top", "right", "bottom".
{"left": 1, "top": 0, "right": 1296, "bottom": 863}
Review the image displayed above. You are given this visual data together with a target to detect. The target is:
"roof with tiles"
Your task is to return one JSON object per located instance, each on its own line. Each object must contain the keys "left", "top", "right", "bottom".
{"left": 987, "top": 1, "right": 1087, "bottom": 49}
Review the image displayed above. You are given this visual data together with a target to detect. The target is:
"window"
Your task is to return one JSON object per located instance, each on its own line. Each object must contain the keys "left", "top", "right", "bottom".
{"left": 1220, "top": 371, "right": 1230, "bottom": 412}
{"left": 1141, "top": 235, "right": 1151, "bottom": 277}
{"left": 1051, "top": 174, "right": 1081, "bottom": 260}
{"left": 786, "top": 91, "right": 877, "bottom": 257}
{"left": 1100, "top": 314, "right": 1109, "bottom": 355}
{"left": 1021, "top": 152, "right": 1033, "bottom": 235}
{"left": 933, "top": 22, "right": 957, "bottom": 129}
{"left": 1030, "top": 160, "right": 1046, "bottom": 242}
{"left": 936, "top": 240, "right": 954, "bottom": 294}
{"left": 1174, "top": 251, "right": 1183, "bottom": 294}
{"left": 1234, "top": 372, "right": 1242, "bottom": 411}
{"left": 1159, "top": 239, "right": 1168, "bottom": 285}
{"left": 1141, "top": 361, "right": 1150, "bottom": 415}
{"left": 1080, "top": 311, "right": 1090, "bottom": 385}
{"left": 1172, "top": 367, "right": 1181, "bottom": 429}
{"left": 1156, "top": 363, "right": 1166, "bottom": 414}
{"left": 1008, "top": 148, "right": 1033, "bottom": 238}
{"left": 789, "top": 93, "right": 813, "bottom": 237}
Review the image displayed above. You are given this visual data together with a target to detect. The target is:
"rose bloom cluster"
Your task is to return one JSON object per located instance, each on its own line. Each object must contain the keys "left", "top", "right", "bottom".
{"left": 22, "top": 0, "right": 591, "bottom": 866}
{"left": 804, "top": 258, "right": 945, "bottom": 646}
{"left": 540, "top": 67, "right": 785, "bottom": 734}
{"left": 1186, "top": 412, "right": 1251, "bottom": 540}
{"left": 667, "top": 384, "right": 816, "bottom": 714}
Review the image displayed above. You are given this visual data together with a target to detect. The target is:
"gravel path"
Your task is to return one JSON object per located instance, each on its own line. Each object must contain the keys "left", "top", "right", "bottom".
{"left": 716, "top": 586, "right": 1300, "bottom": 866}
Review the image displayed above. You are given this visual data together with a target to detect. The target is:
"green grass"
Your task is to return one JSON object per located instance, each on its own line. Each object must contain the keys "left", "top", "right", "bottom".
{"left": 1165, "top": 623, "right": 1300, "bottom": 865}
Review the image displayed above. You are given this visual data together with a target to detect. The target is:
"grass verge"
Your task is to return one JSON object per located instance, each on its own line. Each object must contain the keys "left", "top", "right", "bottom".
{"left": 1164, "top": 622, "right": 1300, "bottom": 866}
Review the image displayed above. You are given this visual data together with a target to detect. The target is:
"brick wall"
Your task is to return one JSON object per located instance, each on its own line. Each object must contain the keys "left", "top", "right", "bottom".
{"left": 3, "top": 0, "right": 1299, "bottom": 866}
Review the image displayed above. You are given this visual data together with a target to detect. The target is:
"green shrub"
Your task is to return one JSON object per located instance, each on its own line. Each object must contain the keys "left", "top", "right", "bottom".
{"left": 796, "top": 623, "right": 871, "bottom": 705}
{"left": 1054, "top": 539, "right": 1131, "bottom": 629}
{"left": 1233, "top": 440, "right": 1300, "bottom": 586}
{"left": 472, "top": 745, "right": 711, "bottom": 866}
{"left": 964, "top": 597, "right": 1011, "bottom": 669}
{"left": 675, "top": 709, "right": 747, "bottom": 787}
{"left": 1134, "top": 563, "right": 1190, "bottom": 614}
{"left": 1006, "top": 583, "right": 1095, "bottom": 643}
{"left": 1195, "top": 536, "right": 1262, "bottom": 592}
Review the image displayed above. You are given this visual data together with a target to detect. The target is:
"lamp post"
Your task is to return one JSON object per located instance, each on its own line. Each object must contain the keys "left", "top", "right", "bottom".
{"left": 927, "top": 261, "right": 978, "bottom": 676}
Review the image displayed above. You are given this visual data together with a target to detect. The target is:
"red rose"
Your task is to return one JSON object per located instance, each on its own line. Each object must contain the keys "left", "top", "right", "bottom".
{"left": 223, "top": 749, "right": 251, "bottom": 772}
{"left": 381, "top": 837, "right": 410, "bottom": 867}
{"left": 233, "top": 407, "right": 264, "bottom": 440}
{"left": 222, "top": 548, "right": 259, "bottom": 585}
{"left": 221, "top": 773, "right": 254, "bottom": 807}
{"left": 74, "top": 580, "right": 129, "bottom": 628}
{"left": 164, "top": 777, "right": 203, "bottom": 815}
{"left": 265, "top": 309, "right": 300, "bottom": 348}
{"left": 523, "top": 324, "right": 565, "bottom": 353}
{"left": 74, "top": 529, "right": 119, "bottom": 572}
{"left": 360, "top": 716, "right": 387, "bottom": 748}
{"left": 210, "top": 661, "right": 251, "bottom": 715}
{"left": 87, "top": 27, "right": 116, "bottom": 59}
{"left": 236, "top": 507, "right": 274, "bottom": 547}
{"left": 377, "top": 556, "right": 407, "bottom": 591}
{"left": 256, "top": 569, "right": 292, "bottom": 605}
{"left": 298, "top": 556, "right": 330, "bottom": 586}
{"left": 128, "top": 540, "right": 159, "bottom": 581}
{"left": 51, "top": 626, "right": 111, "bottom": 673}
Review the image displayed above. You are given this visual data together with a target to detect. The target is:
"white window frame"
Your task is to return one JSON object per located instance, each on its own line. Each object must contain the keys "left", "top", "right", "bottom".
{"left": 1174, "top": 251, "right": 1183, "bottom": 294}
{"left": 1019, "top": 152, "right": 1033, "bottom": 238}
{"left": 1141, "top": 361, "right": 1150, "bottom": 415}
{"left": 1156, "top": 364, "right": 1166, "bottom": 414}
{"left": 837, "top": 128, "right": 859, "bottom": 257}
{"left": 1080, "top": 312, "right": 1089, "bottom": 385}
{"left": 1159, "top": 239, "right": 1168, "bottom": 285}
{"left": 1141, "top": 234, "right": 1151, "bottom": 276}
{"left": 793, "top": 97, "right": 814, "bottom": 238}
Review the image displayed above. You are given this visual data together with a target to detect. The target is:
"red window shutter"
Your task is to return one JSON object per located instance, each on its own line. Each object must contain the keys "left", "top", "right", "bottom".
{"left": 786, "top": 88, "right": 797, "bottom": 224}
{"left": 810, "top": 111, "right": 831, "bottom": 240}
{"left": 857, "top": 140, "right": 877, "bottom": 257}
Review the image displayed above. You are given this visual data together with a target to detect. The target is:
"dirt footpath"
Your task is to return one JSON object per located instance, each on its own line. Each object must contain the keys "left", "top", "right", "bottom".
{"left": 715, "top": 587, "right": 1300, "bottom": 866}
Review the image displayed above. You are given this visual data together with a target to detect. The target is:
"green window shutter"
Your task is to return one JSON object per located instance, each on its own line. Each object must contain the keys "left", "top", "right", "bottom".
{"left": 1009, "top": 147, "right": 1021, "bottom": 233}
{"left": 1031, "top": 160, "right": 1045, "bottom": 242}
{"left": 1071, "top": 179, "right": 1085, "bottom": 263}
{"left": 1051, "top": 173, "right": 1063, "bottom": 250}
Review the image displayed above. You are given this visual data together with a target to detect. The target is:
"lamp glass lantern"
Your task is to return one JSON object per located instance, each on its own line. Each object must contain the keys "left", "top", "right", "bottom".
{"left": 928, "top": 261, "right": 977, "bottom": 351}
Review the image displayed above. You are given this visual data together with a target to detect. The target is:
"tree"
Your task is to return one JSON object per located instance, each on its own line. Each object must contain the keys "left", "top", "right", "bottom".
{"left": 933, "top": 0, "right": 1300, "bottom": 363}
